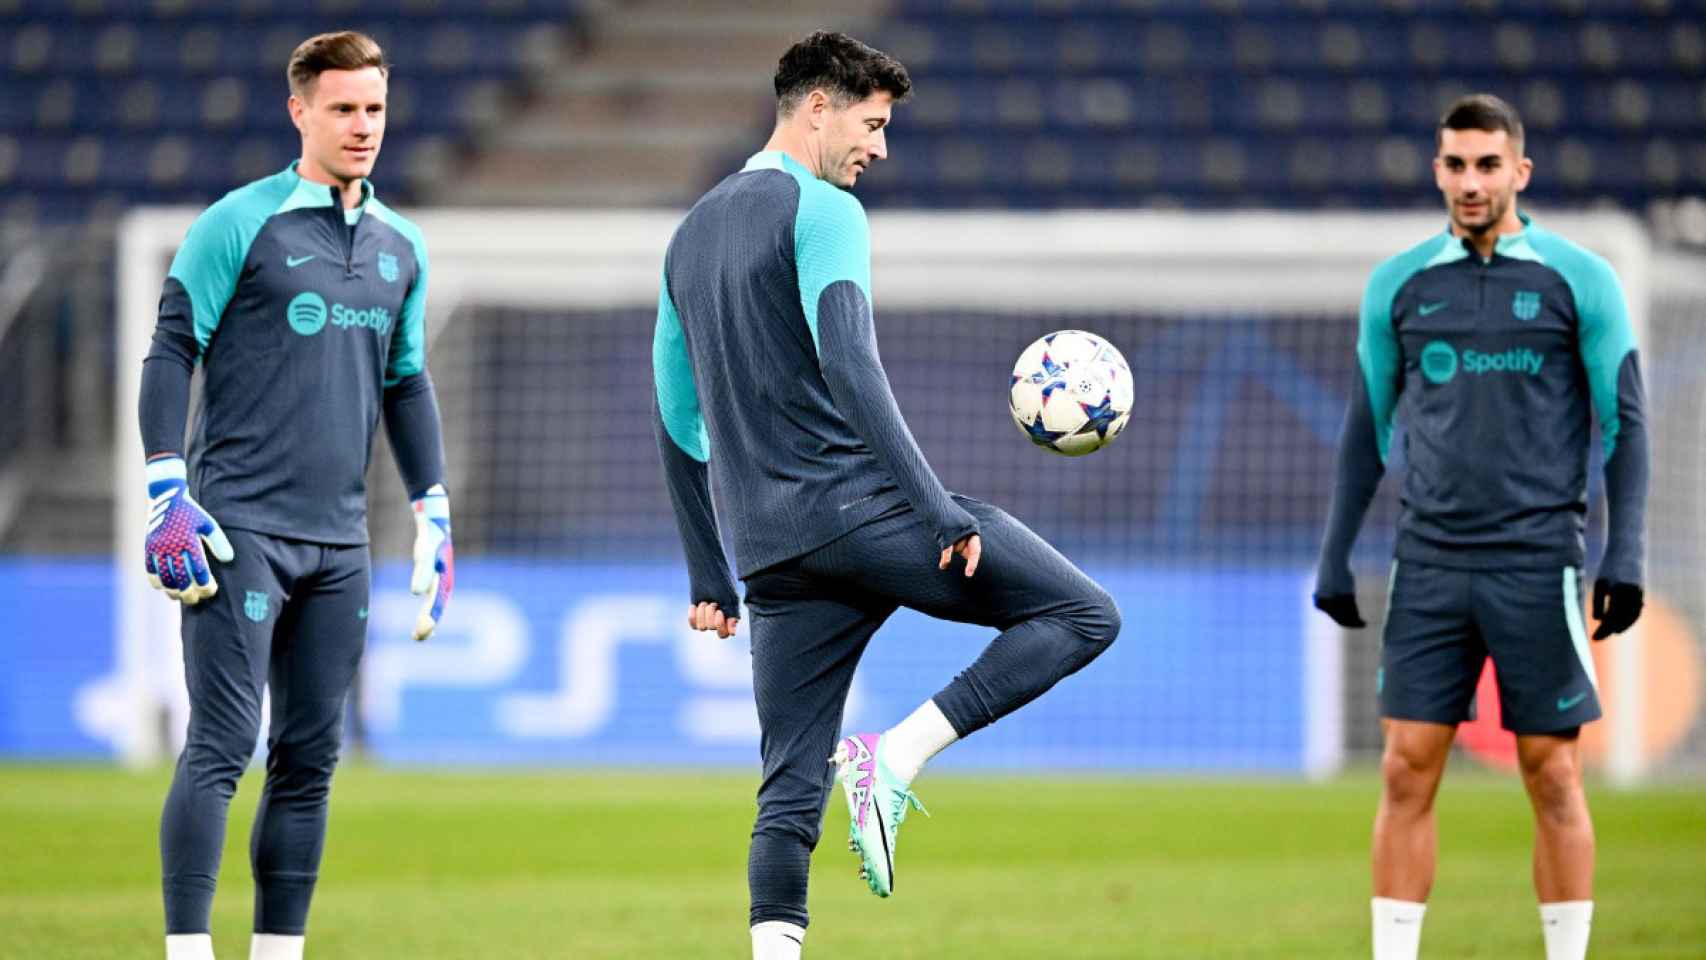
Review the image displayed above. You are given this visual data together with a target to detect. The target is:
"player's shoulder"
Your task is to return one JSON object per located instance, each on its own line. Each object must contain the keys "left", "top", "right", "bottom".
{"left": 1524, "top": 220, "right": 1620, "bottom": 292}
{"left": 792, "top": 179, "right": 868, "bottom": 254}
{"left": 1359, "top": 232, "right": 1454, "bottom": 317}
{"left": 798, "top": 175, "right": 866, "bottom": 224}
{"left": 189, "top": 166, "right": 299, "bottom": 238}
{"left": 365, "top": 195, "right": 428, "bottom": 255}
{"left": 1367, "top": 231, "right": 1454, "bottom": 290}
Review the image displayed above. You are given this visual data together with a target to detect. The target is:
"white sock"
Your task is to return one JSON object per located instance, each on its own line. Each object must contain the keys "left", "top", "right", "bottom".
{"left": 751, "top": 921, "right": 804, "bottom": 959}
{"left": 249, "top": 934, "right": 304, "bottom": 960}
{"left": 1372, "top": 897, "right": 1426, "bottom": 960}
{"left": 166, "top": 934, "right": 215, "bottom": 960}
{"left": 881, "top": 699, "right": 959, "bottom": 783}
{"left": 1540, "top": 900, "right": 1593, "bottom": 960}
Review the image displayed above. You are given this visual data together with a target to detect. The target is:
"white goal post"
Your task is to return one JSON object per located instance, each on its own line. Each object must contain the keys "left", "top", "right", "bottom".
{"left": 109, "top": 208, "right": 1655, "bottom": 781}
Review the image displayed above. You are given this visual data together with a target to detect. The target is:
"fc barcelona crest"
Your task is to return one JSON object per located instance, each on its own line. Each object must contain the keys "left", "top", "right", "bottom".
{"left": 1512, "top": 290, "right": 1541, "bottom": 321}
{"left": 378, "top": 251, "right": 400, "bottom": 283}
{"left": 244, "top": 590, "right": 269, "bottom": 623}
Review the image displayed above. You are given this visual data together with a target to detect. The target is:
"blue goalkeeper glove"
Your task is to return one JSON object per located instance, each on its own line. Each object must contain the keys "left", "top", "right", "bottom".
{"left": 144, "top": 456, "right": 234, "bottom": 605}
{"left": 410, "top": 484, "right": 453, "bottom": 642}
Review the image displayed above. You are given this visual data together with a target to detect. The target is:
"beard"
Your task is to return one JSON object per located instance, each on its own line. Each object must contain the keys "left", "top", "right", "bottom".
{"left": 1452, "top": 192, "right": 1508, "bottom": 234}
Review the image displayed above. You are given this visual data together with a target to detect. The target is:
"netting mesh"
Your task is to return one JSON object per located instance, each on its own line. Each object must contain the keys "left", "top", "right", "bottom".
{"left": 367, "top": 303, "right": 1399, "bottom": 764}
{"left": 354, "top": 247, "right": 1706, "bottom": 774}
{"left": 1641, "top": 276, "right": 1706, "bottom": 776}
{"left": 374, "top": 306, "right": 1405, "bottom": 565}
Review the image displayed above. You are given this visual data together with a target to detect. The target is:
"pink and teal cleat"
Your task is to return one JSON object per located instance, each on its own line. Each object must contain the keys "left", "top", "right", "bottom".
{"left": 831, "top": 733, "right": 928, "bottom": 898}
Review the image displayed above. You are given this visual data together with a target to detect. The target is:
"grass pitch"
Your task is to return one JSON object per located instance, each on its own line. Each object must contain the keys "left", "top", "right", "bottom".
{"left": 2, "top": 764, "right": 1701, "bottom": 958}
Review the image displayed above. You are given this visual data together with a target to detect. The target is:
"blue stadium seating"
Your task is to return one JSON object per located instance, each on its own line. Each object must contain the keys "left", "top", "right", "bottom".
{"left": 853, "top": 4, "right": 1706, "bottom": 209}
{"left": 3, "top": 1, "right": 1702, "bottom": 216}
{"left": 0, "top": 1, "right": 583, "bottom": 221}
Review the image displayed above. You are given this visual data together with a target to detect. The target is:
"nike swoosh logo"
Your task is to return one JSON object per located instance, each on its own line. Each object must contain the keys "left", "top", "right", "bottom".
{"left": 285, "top": 255, "right": 316, "bottom": 268}
{"left": 1418, "top": 301, "right": 1449, "bottom": 316}
{"left": 1558, "top": 692, "right": 1589, "bottom": 711}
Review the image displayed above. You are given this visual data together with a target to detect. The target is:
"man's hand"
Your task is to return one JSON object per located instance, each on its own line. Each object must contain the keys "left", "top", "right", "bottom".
{"left": 1313, "top": 592, "right": 1367, "bottom": 628}
{"left": 938, "top": 533, "right": 981, "bottom": 577}
{"left": 410, "top": 484, "right": 453, "bottom": 642}
{"left": 1591, "top": 579, "right": 1643, "bottom": 640}
{"left": 688, "top": 601, "right": 739, "bottom": 639}
{"left": 144, "top": 456, "right": 234, "bottom": 606}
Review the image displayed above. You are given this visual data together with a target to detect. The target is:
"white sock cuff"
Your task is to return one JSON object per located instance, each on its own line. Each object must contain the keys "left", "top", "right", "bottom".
{"left": 1540, "top": 900, "right": 1593, "bottom": 919}
{"left": 882, "top": 699, "right": 960, "bottom": 783}
{"left": 1372, "top": 897, "right": 1427, "bottom": 919}
{"left": 250, "top": 933, "right": 305, "bottom": 960}
{"left": 166, "top": 934, "right": 215, "bottom": 960}
{"left": 750, "top": 921, "right": 805, "bottom": 960}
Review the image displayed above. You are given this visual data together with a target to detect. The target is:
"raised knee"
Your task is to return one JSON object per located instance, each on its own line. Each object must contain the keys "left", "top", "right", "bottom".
{"left": 1078, "top": 587, "right": 1121, "bottom": 652}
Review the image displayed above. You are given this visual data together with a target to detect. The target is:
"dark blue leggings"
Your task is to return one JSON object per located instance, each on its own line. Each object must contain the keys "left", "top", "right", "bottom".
{"left": 743, "top": 497, "right": 1120, "bottom": 927}
{"left": 160, "top": 528, "right": 368, "bottom": 936}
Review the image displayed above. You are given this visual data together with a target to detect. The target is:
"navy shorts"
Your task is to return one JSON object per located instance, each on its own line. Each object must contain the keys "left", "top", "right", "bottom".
{"left": 1379, "top": 560, "right": 1600, "bottom": 735}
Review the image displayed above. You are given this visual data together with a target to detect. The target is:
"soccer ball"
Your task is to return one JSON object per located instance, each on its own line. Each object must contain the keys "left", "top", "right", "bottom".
{"left": 1008, "top": 330, "right": 1133, "bottom": 456}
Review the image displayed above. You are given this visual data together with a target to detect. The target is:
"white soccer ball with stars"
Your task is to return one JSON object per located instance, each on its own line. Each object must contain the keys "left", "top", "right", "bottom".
{"left": 1008, "top": 330, "right": 1133, "bottom": 456}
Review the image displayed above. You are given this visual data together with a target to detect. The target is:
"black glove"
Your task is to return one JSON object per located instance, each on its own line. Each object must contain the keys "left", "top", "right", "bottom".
{"left": 1313, "top": 593, "right": 1367, "bottom": 629}
{"left": 1591, "top": 579, "right": 1643, "bottom": 640}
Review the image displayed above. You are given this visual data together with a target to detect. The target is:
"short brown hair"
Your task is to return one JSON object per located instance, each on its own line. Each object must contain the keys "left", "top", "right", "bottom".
{"left": 1437, "top": 93, "right": 1524, "bottom": 153}
{"left": 287, "top": 31, "right": 387, "bottom": 99}
{"left": 774, "top": 31, "right": 911, "bottom": 115}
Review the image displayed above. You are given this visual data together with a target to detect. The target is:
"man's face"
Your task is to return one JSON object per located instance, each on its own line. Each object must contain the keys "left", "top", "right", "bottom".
{"left": 290, "top": 66, "right": 387, "bottom": 183}
{"left": 819, "top": 90, "right": 893, "bottom": 189}
{"left": 1434, "top": 127, "right": 1531, "bottom": 235}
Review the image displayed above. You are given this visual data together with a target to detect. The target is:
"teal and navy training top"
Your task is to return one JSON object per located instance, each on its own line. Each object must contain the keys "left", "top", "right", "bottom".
{"left": 1317, "top": 213, "right": 1648, "bottom": 594}
{"left": 653, "top": 151, "right": 978, "bottom": 609}
{"left": 140, "top": 161, "right": 445, "bottom": 545}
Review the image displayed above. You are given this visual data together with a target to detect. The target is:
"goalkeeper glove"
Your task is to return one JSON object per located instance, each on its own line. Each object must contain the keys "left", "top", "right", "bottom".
{"left": 1591, "top": 579, "right": 1642, "bottom": 640}
{"left": 144, "top": 456, "right": 233, "bottom": 605}
{"left": 410, "top": 484, "right": 453, "bottom": 642}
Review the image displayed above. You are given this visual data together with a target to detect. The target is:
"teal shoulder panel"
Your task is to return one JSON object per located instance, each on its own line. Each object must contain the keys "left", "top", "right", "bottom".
{"left": 368, "top": 199, "right": 431, "bottom": 386}
{"left": 1527, "top": 225, "right": 1636, "bottom": 458}
{"left": 166, "top": 167, "right": 297, "bottom": 351}
{"left": 1358, "top": 233, "right": 1451, "bottom": 463}
{"left": 653, "top": 265, "right": 709, "bottom": 462}
{"left": 789, "top": 168, "right": 871, "bottom": 355}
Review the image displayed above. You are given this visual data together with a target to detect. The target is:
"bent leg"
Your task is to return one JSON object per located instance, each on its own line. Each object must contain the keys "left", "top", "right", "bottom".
{"left": 812, "top": 499, "right": 1120, "bottom": 738}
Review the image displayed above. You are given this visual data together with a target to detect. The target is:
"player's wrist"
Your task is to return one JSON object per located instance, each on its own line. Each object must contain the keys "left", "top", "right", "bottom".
{"left": 144, "top": 455, "right": 187, "bottom": 493}
{"left": 412, "top": 483, "right": 450, "bottom": 520}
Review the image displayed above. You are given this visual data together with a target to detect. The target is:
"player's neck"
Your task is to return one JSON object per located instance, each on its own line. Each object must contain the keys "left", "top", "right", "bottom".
{"left": 295, "top": 155, "right": 366, "bottom": 210}
{"left": 1452, "top": 207, "right": 1524, "bottom": 260}
{"left": 761, "top": 130, "right": 822, "bottom": 180}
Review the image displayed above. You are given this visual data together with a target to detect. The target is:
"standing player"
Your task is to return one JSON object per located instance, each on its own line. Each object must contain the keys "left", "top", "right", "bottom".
{"left": 140, "top": 32, "right": 452, "bottom": 960}
{"left": 652, "top": 31, "right": 1120, "bottom": 960}
{"left": 1314, "top": 95, "right": 1647, "bottom": 960}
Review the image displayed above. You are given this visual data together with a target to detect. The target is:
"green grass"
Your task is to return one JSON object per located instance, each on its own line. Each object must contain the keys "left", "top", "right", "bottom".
{"left": 2, "top": 764, "right": 1702, "bottom": 958}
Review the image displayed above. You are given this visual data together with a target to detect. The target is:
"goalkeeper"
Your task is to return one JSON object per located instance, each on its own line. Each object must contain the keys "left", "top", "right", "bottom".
{"left": 1314, "top": 94, "right": 1647, "bottom": 960}
{"left": 139, "top": 32, "right": 450, "bottom": 960}
{"left": 654, "top": 31, "right": 1119, "bottom": 960}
